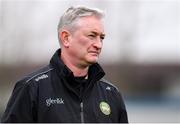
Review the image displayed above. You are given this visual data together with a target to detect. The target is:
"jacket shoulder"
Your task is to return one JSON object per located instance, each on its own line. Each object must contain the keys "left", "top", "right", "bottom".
{"left": 25, "top": 65, "right": 53, "bottom": 83}
{"left": 11, "top": 65, "right": 54, "bottom": 96}
{"left": 16, "top": 65, "right": 54, "bottom": 86}
{"left": 99, "top": 78, "right": 119, "bottom": 92}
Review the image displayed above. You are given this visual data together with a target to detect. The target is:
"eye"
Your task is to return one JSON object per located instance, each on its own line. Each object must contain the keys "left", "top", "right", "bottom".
{"left": 88, "top": 34, "right": 97, "bottom": 40}
{"left": 100, "top": 34, "right": 105, "bottom": 40}
{"left": 88, "top": 34, "right": 96, "bottom": 38}
{"left": 100, "top": 36, "right": 105, "bottom": 40}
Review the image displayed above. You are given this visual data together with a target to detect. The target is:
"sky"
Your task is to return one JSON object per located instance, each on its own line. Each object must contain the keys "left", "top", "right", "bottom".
{"left": 0, "top": 0, "right": 179, "bottom": 65}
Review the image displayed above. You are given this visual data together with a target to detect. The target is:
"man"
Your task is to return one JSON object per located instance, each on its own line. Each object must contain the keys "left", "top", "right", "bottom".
{"left": 1, "top": 6, "right": 128, "bottom": 123}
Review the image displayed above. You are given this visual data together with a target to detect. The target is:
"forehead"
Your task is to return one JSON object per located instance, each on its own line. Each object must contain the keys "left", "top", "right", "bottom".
{"left": 75, "top": 16, "right": 105, "bottom": 33}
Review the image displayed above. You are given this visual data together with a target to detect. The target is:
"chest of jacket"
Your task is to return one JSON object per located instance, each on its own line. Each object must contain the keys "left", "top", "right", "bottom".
{"left": 36, "top": 75, "right": 120, "bottom": 123}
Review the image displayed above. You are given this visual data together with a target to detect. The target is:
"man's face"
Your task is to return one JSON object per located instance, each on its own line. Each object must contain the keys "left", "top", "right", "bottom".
{"left": 67, "top": 16, "right": 105, "bottom": 67}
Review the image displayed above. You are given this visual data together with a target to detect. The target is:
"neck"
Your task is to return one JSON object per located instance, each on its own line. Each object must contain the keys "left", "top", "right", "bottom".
{"left": 61, "top": 50, "right": 89, "bottom": 77}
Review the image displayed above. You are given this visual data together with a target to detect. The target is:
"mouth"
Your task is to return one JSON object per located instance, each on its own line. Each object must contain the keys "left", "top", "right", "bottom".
{"left": 88, "top": 51, "right": 99, "bottom": 56}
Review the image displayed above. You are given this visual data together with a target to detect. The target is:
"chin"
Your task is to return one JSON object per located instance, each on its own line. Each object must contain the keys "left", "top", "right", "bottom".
{"left": 85, "top": 55, "right": 99, "bottom": 65}
{"left": 89, "top": 61, "right": 97, "bottom": 64}
{"left": 87, "top": 58, "right": 98, "bottom": 64}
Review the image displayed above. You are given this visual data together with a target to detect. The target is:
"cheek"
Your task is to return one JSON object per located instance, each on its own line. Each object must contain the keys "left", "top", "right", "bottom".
{"left": 69, "top": 38, "right": 88, "bottom": 56}
{"left": 76, "top": 38, "right": 91, "bottom": 50}
{"left": 78, "top": 37, "right": 89, "bottom": 46}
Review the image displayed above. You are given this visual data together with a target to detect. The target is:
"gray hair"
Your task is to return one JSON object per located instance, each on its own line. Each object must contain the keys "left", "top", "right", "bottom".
{"left": 57, "top": 6, "right": 105, "bottom": 37}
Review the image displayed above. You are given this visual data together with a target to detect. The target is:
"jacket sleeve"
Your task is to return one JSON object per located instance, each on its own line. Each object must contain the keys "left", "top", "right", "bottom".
{"left": 1, "top": 80, "right": 37, "bottom": 123}
{"left": 116, "top": 89, "right": 128, "bottom": 123}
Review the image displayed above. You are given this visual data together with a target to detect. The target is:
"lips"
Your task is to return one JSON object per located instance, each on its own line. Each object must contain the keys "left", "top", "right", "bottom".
{"left": 89, "top": 51, "right": 99, "bottom": 54}
{"left": 89, "top": 50, "right": 100, "bottom": 54}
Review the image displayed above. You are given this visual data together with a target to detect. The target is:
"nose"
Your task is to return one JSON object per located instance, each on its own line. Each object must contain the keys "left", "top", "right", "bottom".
{"left": 93, "top": 37, "right": 103, "bottom": 49}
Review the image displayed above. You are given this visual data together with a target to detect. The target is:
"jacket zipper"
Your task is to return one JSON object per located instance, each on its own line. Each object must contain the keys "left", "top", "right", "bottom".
{"left": 80, "top": 102, "right": 84, "bottom": 123}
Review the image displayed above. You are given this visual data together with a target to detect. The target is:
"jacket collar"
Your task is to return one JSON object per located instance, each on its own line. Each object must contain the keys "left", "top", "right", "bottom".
{"left": 50, "top": 49, "right": 105, "bottom": 79}
{"left": 50, "top": 49, "right": 105, "bottom": 97}
{"left": 50, "top": 49, "right": 73, "bottom": 78}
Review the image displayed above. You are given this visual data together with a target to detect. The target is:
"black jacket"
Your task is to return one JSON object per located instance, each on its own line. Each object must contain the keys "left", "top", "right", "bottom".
{"left": 1, "top": 49, "right": 128, "bottom": 123}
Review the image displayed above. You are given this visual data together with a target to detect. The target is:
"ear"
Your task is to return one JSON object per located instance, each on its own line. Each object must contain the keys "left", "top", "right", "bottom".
{"left": 59, "top": 30, "right": 70, "bottom": 48}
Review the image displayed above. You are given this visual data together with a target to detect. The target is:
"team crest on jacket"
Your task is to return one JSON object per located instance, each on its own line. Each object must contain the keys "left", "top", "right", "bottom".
{"left": 99, "top": 101, "right": 111, "bottom": 115}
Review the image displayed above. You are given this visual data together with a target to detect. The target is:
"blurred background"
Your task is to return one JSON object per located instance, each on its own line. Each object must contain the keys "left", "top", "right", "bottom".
{"left": 0, "top": 0, "right": 180, "bottom": 122}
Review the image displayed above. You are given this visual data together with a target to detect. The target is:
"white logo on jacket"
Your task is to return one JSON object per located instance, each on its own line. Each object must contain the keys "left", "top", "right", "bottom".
{"left": 106, "top": 86, "right": 111, "bottom": 91}
{"left": 35, "top": 74, "right": 48, "bottom": 82}
{"left": 46, "top": 98, "right": 64, "bottom": 107}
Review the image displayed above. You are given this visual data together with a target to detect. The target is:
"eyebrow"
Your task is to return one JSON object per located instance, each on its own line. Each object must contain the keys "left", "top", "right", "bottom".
{"left": 91, "top": 31, "right": 105, "bottom": 37}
